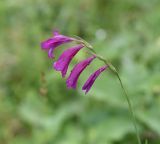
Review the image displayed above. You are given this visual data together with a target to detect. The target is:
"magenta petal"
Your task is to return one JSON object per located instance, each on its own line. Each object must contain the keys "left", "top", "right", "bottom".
{"left": 66, "top": 56, "right": 96, "bottom": 89}
{"left": 53, "top": 44, "right": 84, "bottom": 77}
{"left": 41, "top": 34, "right": 74, "bottom": 50}
{"left": 82, "top": 65, "right": 108, "bottom": 94}
{"left": 41, "top": 38, "right": 54, "bottom": 50}
{"left": 53, "top": 30, "right": 59, "bottom": 36}
{"left": 41, "top": 31, "right": 76, "bottom": 59}
{"left": 48, "top": 48, "right": 54, "bottom": 58}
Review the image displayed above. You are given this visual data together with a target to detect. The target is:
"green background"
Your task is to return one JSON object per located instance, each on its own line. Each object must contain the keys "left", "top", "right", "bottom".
{"left": 0, "top": 0, "right": 160, "bottom": 144}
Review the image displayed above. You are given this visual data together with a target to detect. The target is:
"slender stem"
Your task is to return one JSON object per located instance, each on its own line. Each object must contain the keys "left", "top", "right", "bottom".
{"left": 79, "top": 40, "right": 142, "bottom": 144}
{"left": 145, "top": 139, "right": 148, "bottom": 144}
{"left": 115, "top": 72, "right": 141, "bottom": 144}
{"left": 107, "top": 65, "right": 141, "bottom": 144}
{"left": 104, "top": 60, "right": 141, "bottom": 144}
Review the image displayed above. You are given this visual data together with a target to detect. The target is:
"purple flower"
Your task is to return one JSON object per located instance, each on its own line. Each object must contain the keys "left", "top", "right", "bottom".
{"left": 82, "top": 65, "right": 108, "bottom": 94}
{"left": 53, "top": 44, "right": 84, "bottom": 78}
{"left": 41, "top": 30, "right": 75, "bottom": 58}
{"left": 66, "top": 56, "right": 96, "bottom": 89}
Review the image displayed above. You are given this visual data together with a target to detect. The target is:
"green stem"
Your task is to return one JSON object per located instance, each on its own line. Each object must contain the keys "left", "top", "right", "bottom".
{"left": 77, "top": 39, "right": 142, "bottom": 144}
{"left": 101, "top": 60, "right": 141, "bottom": 144}
{"left": 115, "top": 71, "right": 141, "bottom": 144}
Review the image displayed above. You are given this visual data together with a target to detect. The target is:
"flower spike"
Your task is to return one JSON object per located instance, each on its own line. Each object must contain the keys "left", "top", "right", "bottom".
{"left": 53, "top": 44, "right": 84, "bottom": 77}
{"left": 41, "top": 30, "right": 142, "bottom": 144}
{"left": 66, "top": 56, "right": 96, "bottom": 89}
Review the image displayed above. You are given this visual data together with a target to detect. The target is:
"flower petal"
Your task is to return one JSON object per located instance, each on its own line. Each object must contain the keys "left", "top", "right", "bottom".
{"left": 53, "top": 44, "right": 84, "bottom": 77}
{"left": 66, "top": 56, "right": 96, "bottom": 89}
{"left": 48, "top": 48, "right": 54, "bottom": 59}
{"left": 41, "top": 33, "right": 75, "bottom": 50}
{"left": 53, "top": 30, "right": 59, "bottom": 36}
{"left": 41, "top": 38, "right": 55, "bottom": 50}
{"left": 41, "top": 31, "right": 76, "bottom": 59}
{"left": 82, "top": 65, "right": 108, "bottom": 94}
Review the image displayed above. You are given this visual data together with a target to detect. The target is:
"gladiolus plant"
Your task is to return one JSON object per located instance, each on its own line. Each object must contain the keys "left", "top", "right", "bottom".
{"left": 41, "top": 30, "right": 142, "bottom": 144}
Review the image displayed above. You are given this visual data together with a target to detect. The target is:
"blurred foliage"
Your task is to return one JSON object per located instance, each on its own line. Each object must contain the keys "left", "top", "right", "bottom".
{"left": 0, "top": 0, "right": 160, "bottom": 144}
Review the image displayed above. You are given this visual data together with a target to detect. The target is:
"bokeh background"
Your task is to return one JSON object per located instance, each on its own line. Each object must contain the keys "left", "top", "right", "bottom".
{"left": 0, "top": 0, "right": 160, "bottom": 144}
